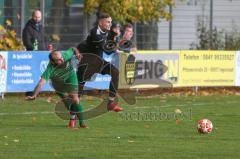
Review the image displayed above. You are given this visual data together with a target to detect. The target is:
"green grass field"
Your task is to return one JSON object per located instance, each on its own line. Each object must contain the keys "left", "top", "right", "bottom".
{"left": 0, "top": 94, "right": 240, "bottom": 159}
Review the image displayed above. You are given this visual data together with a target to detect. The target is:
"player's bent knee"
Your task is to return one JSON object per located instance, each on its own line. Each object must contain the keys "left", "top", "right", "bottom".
{"left": 72, "top": 96, "right": 80, "bottom": 104}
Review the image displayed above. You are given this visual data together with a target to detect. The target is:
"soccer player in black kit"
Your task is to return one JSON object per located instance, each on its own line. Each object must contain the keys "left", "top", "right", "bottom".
{"left": 77, "top": 12, "right": 122, "bottom": 112}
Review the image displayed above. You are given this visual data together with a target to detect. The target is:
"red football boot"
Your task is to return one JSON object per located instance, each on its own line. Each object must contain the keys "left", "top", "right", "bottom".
{"left": 68, "top": 115, "right": 77, "bottom": 128}
{"left": 107, "top": 102, "right": 123, "bottom": 112}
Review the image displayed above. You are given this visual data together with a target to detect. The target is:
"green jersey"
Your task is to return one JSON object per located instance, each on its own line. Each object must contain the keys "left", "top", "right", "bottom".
{"left": 41, "top": 48, "right": 77, "bottom": 85}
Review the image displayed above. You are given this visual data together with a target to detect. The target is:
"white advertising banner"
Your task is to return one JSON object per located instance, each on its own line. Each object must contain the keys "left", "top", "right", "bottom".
{"left": 0, "top": 51, "right": 8, "bottom": 93}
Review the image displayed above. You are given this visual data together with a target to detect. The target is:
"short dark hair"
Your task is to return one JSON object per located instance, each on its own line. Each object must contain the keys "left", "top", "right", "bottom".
{"left": 124, "top": 23, "right": 133, "bottom": 30}
{"left": 111, "top": 21, "right": 121, "bottom": 29}
{"left": 97, "top": 12, "right": 111, "bottom": 20}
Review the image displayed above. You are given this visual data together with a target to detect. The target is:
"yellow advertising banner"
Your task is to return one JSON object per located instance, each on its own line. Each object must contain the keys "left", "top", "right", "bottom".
{"left": 178, "top": 50, "right": 235, "bottom": 86}
{"left": 119, "top": 51, "right": 180, "bottom": 89}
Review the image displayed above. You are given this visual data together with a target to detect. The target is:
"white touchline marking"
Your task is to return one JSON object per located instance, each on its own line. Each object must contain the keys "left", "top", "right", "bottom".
{"left": 0, "top": 101, "right": 238, "bottom": 116}
{"left": 132, "top": 101, "right": 239, "bottom": 109}
{"left": 0, "top": 111, "right": 54, "bottom": 116}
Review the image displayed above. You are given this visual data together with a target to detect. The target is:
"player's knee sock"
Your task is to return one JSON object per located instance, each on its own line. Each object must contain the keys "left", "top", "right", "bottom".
{"left": 69, "top": 114, "right": 76, "bottom": 120}
{"left": 62, "top": 97, "right": 76, "bottom": 120}
{"left": 109, "top": 97, "right": 115, "bottom": 102}
{"left": 71, "top": 103, "right": 84, "bottom": 125}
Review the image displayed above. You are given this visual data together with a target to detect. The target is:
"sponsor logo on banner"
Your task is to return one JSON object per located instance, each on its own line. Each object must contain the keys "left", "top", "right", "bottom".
{"left": 120, "top": 51, "right": 180, "bottom": 88}
{"left": 125, "top": 54, "right": 136, "bottom": 85}
{"left": 0, "top": 52, "right": 7, "bottom": 92}
{"left": 40, "top": 60, "right": 49, "bottom": 73}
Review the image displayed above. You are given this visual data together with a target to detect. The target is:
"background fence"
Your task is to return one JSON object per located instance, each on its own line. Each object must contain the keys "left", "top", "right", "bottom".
{"left": 0, "top": 0, "right": 240, "bottom": 50}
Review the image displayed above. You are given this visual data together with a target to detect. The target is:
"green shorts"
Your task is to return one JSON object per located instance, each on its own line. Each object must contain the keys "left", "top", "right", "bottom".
{"left": 51, "top": 72, "right": 78, "bottom": 98}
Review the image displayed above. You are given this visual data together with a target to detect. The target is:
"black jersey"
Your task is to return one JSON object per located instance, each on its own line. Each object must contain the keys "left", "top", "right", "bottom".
{"left": 77, "top": 26, "right": 109, "bottom": 57}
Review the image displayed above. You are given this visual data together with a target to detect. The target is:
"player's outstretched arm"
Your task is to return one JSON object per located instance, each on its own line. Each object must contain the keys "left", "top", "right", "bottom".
{"left": 73, "top": 47, "right": 82, "bottom": 62}
{"left": 25, "top": 78, "right": 46, "bottom": 100}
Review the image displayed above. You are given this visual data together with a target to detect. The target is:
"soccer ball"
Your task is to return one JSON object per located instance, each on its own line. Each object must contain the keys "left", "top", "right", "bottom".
{"left": 197, "top": 119, "right": 213, "bottom": 134}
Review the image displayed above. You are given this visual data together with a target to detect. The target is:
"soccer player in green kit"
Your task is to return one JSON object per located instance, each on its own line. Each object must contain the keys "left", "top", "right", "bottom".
{"left": 26, "top": 47, "right": 87, "bottom": 129}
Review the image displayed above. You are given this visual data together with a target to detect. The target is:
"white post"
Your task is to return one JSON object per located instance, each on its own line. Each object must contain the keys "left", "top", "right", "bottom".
{"left": 194, "top": 86, "right": 199, "bottom": 94}
{"left": 0, "top": 93, "right": 4, "bottom": 99}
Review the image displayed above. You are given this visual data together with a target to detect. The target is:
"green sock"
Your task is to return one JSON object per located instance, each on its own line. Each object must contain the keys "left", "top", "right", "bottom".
{"left": 71, "top": 103, "right": 84, "bottom": 125}
{"left": 62, "top": 98, "right": 76, "bottom": 120}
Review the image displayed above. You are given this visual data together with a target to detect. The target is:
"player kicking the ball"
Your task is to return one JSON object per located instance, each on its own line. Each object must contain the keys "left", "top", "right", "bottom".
{"left": 26, "top": 47, "right": 87, "bottom": 129}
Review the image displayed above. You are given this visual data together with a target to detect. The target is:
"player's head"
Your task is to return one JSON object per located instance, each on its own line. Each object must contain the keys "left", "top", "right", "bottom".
{"left": 49, "top": 50, "right": 64, "bottom": 66}
{"left": 123, "top": 23, "right": 134, "bottom": 40}
{"left": 97, "top": 12, "right": 112, "bottom": 31}
{"left": 110, "top": 21, "right": 121, "bottom": 37}
{"left": 32, "top": 10, "right": 42, "bottom": 23}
